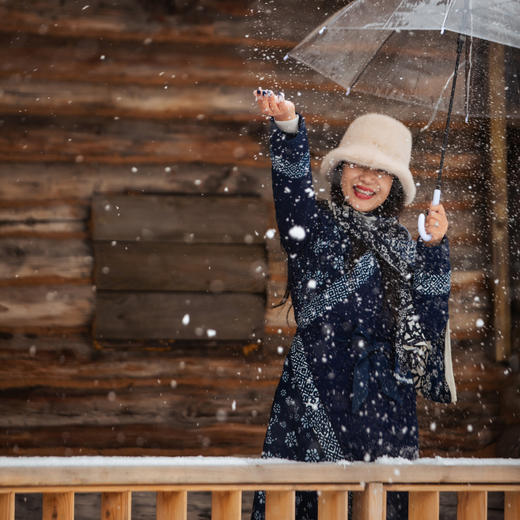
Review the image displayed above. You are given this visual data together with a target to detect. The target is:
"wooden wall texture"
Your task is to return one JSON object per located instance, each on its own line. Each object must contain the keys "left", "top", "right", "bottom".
{"left": 0, "top": 0, "right": 517, "bottom": 458}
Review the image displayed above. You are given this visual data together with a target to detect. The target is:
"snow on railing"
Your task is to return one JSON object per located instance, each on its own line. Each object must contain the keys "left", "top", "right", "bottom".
{"left": 0, "top": 456, "right": 519, "bottom": 519}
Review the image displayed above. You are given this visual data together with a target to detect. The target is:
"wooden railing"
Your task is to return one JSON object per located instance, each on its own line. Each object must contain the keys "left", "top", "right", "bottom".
{"left": 0, "top": 457, "right": 519, "bottom": 519}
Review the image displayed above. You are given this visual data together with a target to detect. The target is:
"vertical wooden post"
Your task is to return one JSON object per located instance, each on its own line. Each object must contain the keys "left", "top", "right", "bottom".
{"left": 457, "top": 491, "right": 487, "bottom": 520}
{"left": 352, "top": 483, "right": 384, "bottom": 520}
{"left": 157, "top": 491, "right": 187, "bottom": 520}
{"left": 318, "top": 490, "right": 348, "bottom": 520}
{"left": 212, "top": 490, "right": 241, "bottom": 520}
{"left": 505, "top": 491, "right": 520, "bottom": 520}
{"left": 265, "top": 490, "right": 295, "bottom": 520}
{"left": 101, "top": 492, "right": 131, "bottom": 520}
{"left": 0, "top": 493, "right": 14, "bottom": 520}
{"left": 43, "top": 492, "right": 74, "bottom": 520}
{"left": 409, "top": 491, "right": 439, "bottom": 520}
{"left": 488, "top": 41, "right": 511, "bottom": 362}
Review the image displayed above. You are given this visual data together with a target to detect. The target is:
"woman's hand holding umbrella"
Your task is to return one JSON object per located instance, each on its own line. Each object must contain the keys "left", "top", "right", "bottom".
{"left": 423, "top": 203, "right": 448, "bottom": 247}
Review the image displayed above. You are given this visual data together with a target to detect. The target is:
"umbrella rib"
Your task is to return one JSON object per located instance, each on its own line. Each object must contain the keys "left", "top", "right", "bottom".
{"left": 441, "top": 0, "right": 457, "bottom": 34}
{"left": 348, "top": 31, "right": 394, "bottom": 94}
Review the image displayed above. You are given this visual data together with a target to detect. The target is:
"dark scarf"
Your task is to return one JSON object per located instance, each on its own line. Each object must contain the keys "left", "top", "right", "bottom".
{"left": 329, "top": 200, "right": 431, "bottom": 386}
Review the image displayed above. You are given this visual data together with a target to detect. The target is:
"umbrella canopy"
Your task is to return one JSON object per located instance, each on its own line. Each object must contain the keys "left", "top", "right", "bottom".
{"left": 288, "top": 0, "right": 520, "bottom": 120}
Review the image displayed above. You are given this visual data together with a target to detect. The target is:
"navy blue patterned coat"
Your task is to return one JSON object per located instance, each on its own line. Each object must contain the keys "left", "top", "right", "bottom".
{"left": 251, "top": 116, "right": 456, "bottom": 520}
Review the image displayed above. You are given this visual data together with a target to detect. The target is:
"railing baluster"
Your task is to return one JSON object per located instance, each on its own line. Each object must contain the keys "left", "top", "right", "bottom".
{"left": 352, "top": 483, "right": 384, "bottom": 520}
{"left": 265, "top": 490, "right": 295, "bottom": 520}
{"left": 157, "top": 491, "right": 187, "bottom": 520}
{"left": 43, "top": 492, "right": 74, "bottom": 520}
{"left": 318, "top": 490, "right": 348, "bottom": 520}
{"left": 101, "top": 492, "right": 131, "bottom": 520}
{"left": 409, "top": 491, "right": 439, "bottom": 520}
{"left": 0, "top": 493, "right": 14, "bottom": 520}
{"left": 211, "top": 490, "right": 241, "bottom": 520}
{"left": 505, "top": 491, "right": 520, "bottom": 520}
{"left": 457, "top": 491, "right": 487, "bottom": 520}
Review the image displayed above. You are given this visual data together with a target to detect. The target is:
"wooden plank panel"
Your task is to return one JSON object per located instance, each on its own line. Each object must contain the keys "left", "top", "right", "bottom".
{"left": 505, "top": 491, "right": 520, "bottom": 520}
{"left": 212, "top": 490, "right": 241, "bottom": 520}
{"left": 91, "top": 195, "right": 267, "bottom": 244}
{"left": 101, "top": 492, "right": 131, "bottom": 520}
{"left": 409, "top": 491, "right": 439, "bottom": 520}
{"left": 42, "top": 492, "right": 74, "bottom": 520}
{"left": 94, "top": 292, "right": 265, "bottom": 340}
{"left": 0, "top": 493, "right": 14, "bottom": 520}
{"left": 265, "top": 490, "right": 294, "bottom": 520}
{"left": 352, "top": 484, "right": 384, "bottom": 520}
{"left": 157, "top": 491, "right": 187, "bottom": 520}
{"left": 93, "top": 242, "right": 266, "bottom": 292}
{"left": 318, "top": 490, "right": 348, "bottom": 520}
{"left": 457, "top": 491, "right": 487, "bottom": 520}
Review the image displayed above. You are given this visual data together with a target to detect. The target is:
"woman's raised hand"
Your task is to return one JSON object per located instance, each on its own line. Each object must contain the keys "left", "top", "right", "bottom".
{"left": 425, "top": 203, "right": 448, "bottom": 246}
{"left": 253, "top": 88, "right": 296, "bottom": 121}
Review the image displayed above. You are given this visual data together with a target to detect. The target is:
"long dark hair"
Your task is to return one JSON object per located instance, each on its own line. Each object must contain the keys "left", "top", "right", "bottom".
{"left": 274, "top": 162, "right": 406, "bottom": 323}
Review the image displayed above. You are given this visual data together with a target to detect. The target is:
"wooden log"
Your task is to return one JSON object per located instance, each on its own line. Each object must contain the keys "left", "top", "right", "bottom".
{"left": 0, "top": 163, "right": 269, "bottom": 202}
{"left": 456, "top": 491, "right": 487, "bottom": 520}
{"left": 93, "top": 242, "right": 266, "bottom": 293}
{"left": 0, "top": 238, "right": 92, "bottom": 284}
{"left": 101, "top": 492, "right": 131, "bottom": 520}
{"left": 0, "top": 285, "right": 94, "bottom": 328}
{"left": 94, "top": 291, "right": 265, "bottom": 340}
{"left": 211, "top": 490, "right": 241, "bottom": 520}
{"left": 157, "top": 491, "right": 187, "bottom": 520}
{"left": 0, "top": 116, "right": 264, "bottom": 166}
{"left": 42, "top": 492, "right": 74, "bottom": 520}
{"left": 409, "top": 491, "right": 439, "bottom": 520}
{"left": 265, "top": 490, "right": 294, "bottom": 520}
{"left": 318, "top": 490, "right": 348, "bottom": 520}
{"left": 352, "top": 483, "right": 384, "bottom": 520}
{"left": 505, "top": 491, "right": 520, "bottom": 520}
{"left": 91, "top": 194, "right": 267, "bottom": 244}
{"left": 0, "top": 493, "right": 14, "bottom": 520}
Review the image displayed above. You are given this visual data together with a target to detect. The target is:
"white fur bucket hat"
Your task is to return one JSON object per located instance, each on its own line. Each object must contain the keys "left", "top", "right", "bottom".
{"left": 319, "top": 113, "right": 416, "bottom": 205}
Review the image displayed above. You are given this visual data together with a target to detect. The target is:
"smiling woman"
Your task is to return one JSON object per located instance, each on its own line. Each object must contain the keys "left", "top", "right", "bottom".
{"left": 251, "top": 89, "right": 456, "bottom": 520}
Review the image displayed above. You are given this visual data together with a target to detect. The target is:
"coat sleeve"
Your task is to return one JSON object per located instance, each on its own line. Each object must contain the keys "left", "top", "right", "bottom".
{"left": 412, "top": 236, "right": 456, "bottom": 403}
{"left": 269, "top": 115, "right": 318, "bottom": 254}
{"left": 412, "top": 235, "right": 451, "bottom": 339}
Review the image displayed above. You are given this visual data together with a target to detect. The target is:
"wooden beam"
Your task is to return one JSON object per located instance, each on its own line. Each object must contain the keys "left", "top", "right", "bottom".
{"left": 156, "top": 491, "right": 187, "bottom": 520}
{"left": 457, "top": 491, "right": 487, "bottom": 520}
{"left": 488, "top": 41, "right": 511, "bottom": 362}
{"left": 318, "top": 490, "right": 348, "bottom": 520}
{"left": 505, "top": 491, "right": 520, "bottom": 520}
{"left": 42, "top": 492, "right": 74, "bottom": 520}
{"left": 211, "top": 490, "right": 241, "bottom": 520}
{"left": 265, "top": 490, "right": 295, "bottom": 520}
{"left": 101, "top": 492, "right": 131, "bottom": 520}
{"left": 0, "top": 493, "right": 14, "bottom": 520}
{"left": 352, "top": 483, "right": 384, "bottom": 520}
{"left": 409, "top": 491, "right": 439, "bottom": 520}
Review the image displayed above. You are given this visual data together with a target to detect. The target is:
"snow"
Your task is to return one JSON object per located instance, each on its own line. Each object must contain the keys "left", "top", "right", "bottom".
{"left": 288, "top": 225, "right": 306, "bottom": 241}
{"left": 0, "top": 456, "right": 517, "bottom": 468}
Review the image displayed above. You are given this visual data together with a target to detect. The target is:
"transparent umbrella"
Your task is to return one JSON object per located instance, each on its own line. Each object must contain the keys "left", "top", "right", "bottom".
{"left": 287, "top": 0, "right": 520, "bottom": 241}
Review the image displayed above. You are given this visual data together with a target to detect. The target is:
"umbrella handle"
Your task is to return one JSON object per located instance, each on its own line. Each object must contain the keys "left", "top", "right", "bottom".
{"left": 418, "top": 189, "right": 441, "bottom": 242}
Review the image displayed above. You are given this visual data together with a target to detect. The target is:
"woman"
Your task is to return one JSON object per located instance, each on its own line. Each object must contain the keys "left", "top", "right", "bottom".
{"left": 251, "top": 90, "right": 457, "bottom": 520}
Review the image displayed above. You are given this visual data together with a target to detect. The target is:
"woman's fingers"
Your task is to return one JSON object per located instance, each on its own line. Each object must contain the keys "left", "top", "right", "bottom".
{"left": 253, "top": 87, "right": 294, "bottom": 119}
{"left": 425, "top": 203, "right": 448, "bottom": 244}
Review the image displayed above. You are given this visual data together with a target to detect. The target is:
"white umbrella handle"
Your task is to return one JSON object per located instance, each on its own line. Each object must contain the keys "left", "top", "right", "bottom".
{"left": 418, "top": 189, "right": 441, "bottom": 242}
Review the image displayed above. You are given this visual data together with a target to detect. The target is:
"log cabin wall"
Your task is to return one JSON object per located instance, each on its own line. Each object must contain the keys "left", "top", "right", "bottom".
{"left": 0, "top": 0, "right": 515, "bottom": 457}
